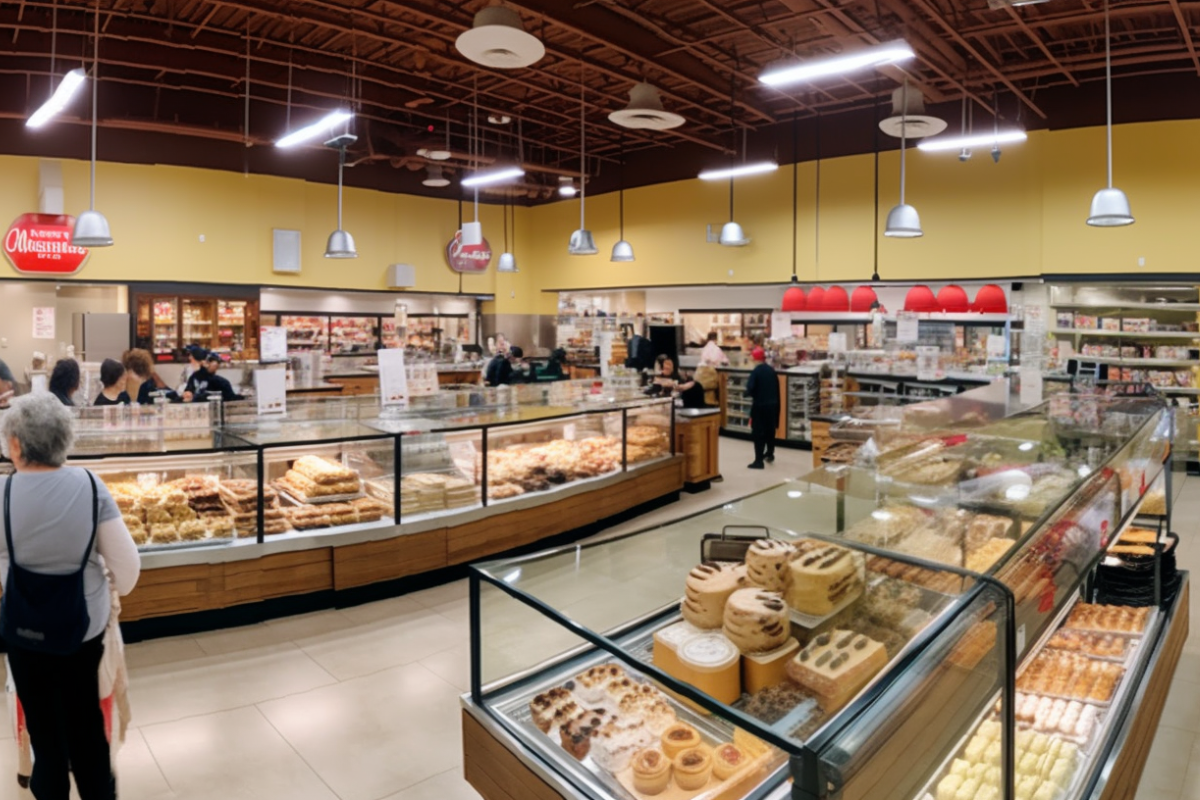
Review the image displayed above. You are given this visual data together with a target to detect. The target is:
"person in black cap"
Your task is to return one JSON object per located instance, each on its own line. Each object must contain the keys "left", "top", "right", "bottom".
{"left": 484, "top": 345, "right": 524, "bottom": 386}
{"left": 183, "top": 352, "right": 243, "bottom": 402}
{"left": 93, "top": 359, "right": 131, "bottom": 406}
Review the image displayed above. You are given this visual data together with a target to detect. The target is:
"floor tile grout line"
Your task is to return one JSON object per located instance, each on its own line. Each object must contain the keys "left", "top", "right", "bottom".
{"left": 252, "top": 703, "right": 346, "bottom": 800}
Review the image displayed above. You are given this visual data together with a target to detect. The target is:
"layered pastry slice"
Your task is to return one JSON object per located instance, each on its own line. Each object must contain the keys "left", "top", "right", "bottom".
{"left": 787, "top": 629, "right": 888, "bottom": 711}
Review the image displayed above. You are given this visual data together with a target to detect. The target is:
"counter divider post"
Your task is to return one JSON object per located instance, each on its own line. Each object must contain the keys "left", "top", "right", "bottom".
{"left": 622, "top": 408, "right": 628, "bottom": 472}
{"left": 393, "top": 435, "right": 402, "bottom": 524}
{"left": 470, "top": 572, "right": 483, "bottom": 702}
{"left": 481, "top": 427, "right": 489, "bottom": 508}
{"left": 256, "top": 448, "right": 265, "bottom": 544}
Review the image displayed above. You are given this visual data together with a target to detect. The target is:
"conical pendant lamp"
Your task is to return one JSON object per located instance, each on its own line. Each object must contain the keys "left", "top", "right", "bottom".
{"left": 884, "top": 80, "right": 923, "bottom": 238}
{"left": 1087, "top": 0, "right": 1134, "bottom": 227}
{"left": 72, "top": 0, "right": 112, "bottom": 248}
{"left": 611, "top": 142, "right": 634, "bottom": 262}
{"left": 568, "top": 78, "right": 597, "bottom": 255}
{"left": 324, "top": 133, "right": 358, "bottom": 258}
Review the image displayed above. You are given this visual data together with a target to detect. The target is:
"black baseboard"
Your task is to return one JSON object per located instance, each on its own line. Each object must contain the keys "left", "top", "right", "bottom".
{"left": 117, "top": 489, "right": 682, "bottom": 644}
{"left": 718, "top": 429, "right": 811, "bottom": 450}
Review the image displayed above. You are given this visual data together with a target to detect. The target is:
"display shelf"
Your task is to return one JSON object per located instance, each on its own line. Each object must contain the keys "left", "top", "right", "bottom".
{"left": 1051, "top": 302, "right": 1200, "bottom": 311}
{"left": 1070, "top": 355, "right": 1197, "bottom": 368}
{"left": 1053, "top": 329, "right": 1200, "bottom": 339}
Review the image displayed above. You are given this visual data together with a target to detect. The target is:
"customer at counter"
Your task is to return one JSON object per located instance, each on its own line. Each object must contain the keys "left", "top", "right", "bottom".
{"left": 650, "top": 356, "right": 706, "bottom": 408}
{"left": 92, "top": 359, "right": 131, "bottom": 406}
{"left": 484, "top": 346, "right": 525, "bottom": 386}
{"left": 699, "top": 332, "right": 730, "bottom": 367}
{"left": 745, "top": 347, "right": 779, "bottom": 469}
{"left": 538, "top": 348, "right": 568, "bottom": 381}
{"left": 48, "top": 359, "right": 80, "bottom": 407}
{"left": 122, "top": 348, "right": 179, "bottom": 404}
{"left": 0, "top": 358, "right": 14, "bottom": 407}
{"left": 182, "top": 352, "right": 243, "bottom": 402}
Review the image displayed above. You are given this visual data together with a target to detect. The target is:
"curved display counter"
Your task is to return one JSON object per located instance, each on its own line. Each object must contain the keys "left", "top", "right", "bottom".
{"left": 461, "top": 380, "right": 1185, "bottom": 800}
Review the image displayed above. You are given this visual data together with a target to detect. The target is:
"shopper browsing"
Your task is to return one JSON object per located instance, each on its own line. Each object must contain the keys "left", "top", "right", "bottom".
{"left": 48, "top": 359, "right": 81, "bottom": 407}
{"left": 745, "top": 347, "right": 779, "bottom": 469}
{"left": 539, "top": 348, "right": 569, "bottom": 381}
{"left": 122, "top": 348, "right": 179, "bottom": 404}
{"left": 484, "top": 346, "right": 524, "bottom": 386}
{"left": 0, "top": 393, "right": 141, "bottom": 800}
{"left": 182, "top": 353, "right": 244, "bottom": 402}
{"left": 92, "top": 359, "right": 131, "bottom": 406}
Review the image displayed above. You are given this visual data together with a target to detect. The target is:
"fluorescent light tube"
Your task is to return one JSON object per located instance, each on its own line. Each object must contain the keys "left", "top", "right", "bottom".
{"left": 276, "top": 110, "right": 353, "bottom": 148}
{"left": 461, "top": 167, "right": 525, "bottom": 187}
{"left": 698, "top": 161, "right": 778, "bottom": 181}
{"left": 759, "top": 41, "right": 914, "bottom": 87}
{"left": 26, "top": 68, "right": 88, "bottom": 129}
{"left": 918, "top": 130, "right": 1028, "bottom": 152}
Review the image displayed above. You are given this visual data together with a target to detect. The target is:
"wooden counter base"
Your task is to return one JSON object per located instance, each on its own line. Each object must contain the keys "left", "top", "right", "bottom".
{"left": 119, "top": 457, "right": 684, "bottom": 624}
{"left": 464, "top": 710, "right": 567, "bottom": 800}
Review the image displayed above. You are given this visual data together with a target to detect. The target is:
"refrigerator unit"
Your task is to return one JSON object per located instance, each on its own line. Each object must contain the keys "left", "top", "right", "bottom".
{"left": 72, "top": 312, "right": 131, "bottom": 363}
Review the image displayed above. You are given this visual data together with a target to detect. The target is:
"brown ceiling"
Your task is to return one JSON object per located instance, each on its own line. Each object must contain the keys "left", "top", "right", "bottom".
{"left": 2, "top": 0, "right": 1200, "bottom": 202}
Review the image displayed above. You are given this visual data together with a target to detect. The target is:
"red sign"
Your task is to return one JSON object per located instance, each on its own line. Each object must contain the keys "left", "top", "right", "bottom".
{"left": 445, "top": 230, "right": 492, "bottom": 274}
{"left": 3, "top": 214, "right": 89, "bottom": 275}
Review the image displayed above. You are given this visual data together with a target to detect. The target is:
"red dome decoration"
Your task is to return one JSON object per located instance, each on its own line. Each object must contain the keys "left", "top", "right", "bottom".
{"left": 903, "top": 285, "right": 938, "bottom": 313}
{"left": 781, "top": 286, "right": 807, "bottom": 312}
{"left": 807, "top": 286, "right": 827, "bottom": 310}
{"left": 937, "top": 284, "right": 970, "bottom": 313}
{"left": 850, "top": 286, "right": 878, "bottom": 313}
{"left": 973, "top": 284, "right": 1008, "bottom": 314}
{"left": 822, "top": 285, "right": 850, "bottom": 312}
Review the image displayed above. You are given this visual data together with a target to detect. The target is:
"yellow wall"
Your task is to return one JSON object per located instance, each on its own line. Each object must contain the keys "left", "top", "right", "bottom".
{"left": 3, "top": 118, "right": 1198, "bottom": 318}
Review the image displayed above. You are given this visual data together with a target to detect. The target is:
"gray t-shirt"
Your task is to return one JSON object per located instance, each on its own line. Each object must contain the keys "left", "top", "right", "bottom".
{"left": 0, "top": 468, "right": 121, "bottom": 642}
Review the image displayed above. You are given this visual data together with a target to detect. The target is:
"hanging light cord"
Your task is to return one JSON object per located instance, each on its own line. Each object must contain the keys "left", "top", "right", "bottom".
{"left": 791, "top": 111, "right": 798, "bottom": 280}
{"left": 872, "top": 88, "right": 881, "bottom": 281}
{"left": 618, "top": 133, "right": 626, "bottom": 240}
{"left": 815, "top": 113, "right": 822, "bottom": 277}
{"left": 48, "top": 0, "right": 57, "bottom": 99}
{"left": 336, "top": 145, "right": 345, "bottom": 230}
{"left": 899, "top": 79, "right": 908, "bottom": 206}
{"left": 579, "top": 73, "right": 586, "bottom": 230}
{"left": 1104, "top": 0, "right": 1114, "bottom": 189}
{"left": 89, "top": 0, "right": 99, "bottom": 212}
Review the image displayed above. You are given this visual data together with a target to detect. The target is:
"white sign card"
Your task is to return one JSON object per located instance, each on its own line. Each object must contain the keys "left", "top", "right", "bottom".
{"left": 770, "top": 311, "right": 794, "bottom": 339}
{"left": 378, "top": 348, "right": 409, "bottom": 407}
{"left": 32, "top": 307, "right": 54, "bottom": 339}
{"left": 254, "top": 368, "right": 287, "bottom": 415}
{"left": 987, "top": 334, "right": 1008, "bottom": 358}
{"left": 828, "top": 332, "right": 848, "bottom": 354}
{"left": 260, "top": 326, "right": 288, "bottom": 363}
{"left": 895, "top": 312, "right": 919, "bottom": 344}
{"left": 1019, "top": 368, "right": 1044, "bottom": 406}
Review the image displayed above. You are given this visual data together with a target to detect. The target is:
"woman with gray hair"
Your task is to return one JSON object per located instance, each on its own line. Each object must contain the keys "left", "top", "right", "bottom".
{"left": 0, "top": 393, "right": 140, "bottom": 800}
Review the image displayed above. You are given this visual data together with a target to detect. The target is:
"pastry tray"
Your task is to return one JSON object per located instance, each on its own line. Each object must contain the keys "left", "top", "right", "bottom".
{"left": 787, "top": 589, "right": 862, "bottom": 629}
{"left": 277, "top": 487, "right": 365, "bottom": 505}
{"left": 138, "top": 534, "right": 234, "bottom": 552}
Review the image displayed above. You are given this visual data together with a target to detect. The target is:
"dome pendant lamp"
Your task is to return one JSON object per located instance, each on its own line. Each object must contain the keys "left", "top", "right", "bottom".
{"left": 568, "top": 75, "right": 597, "bottom": 255}
{"left": 498, "top": 199, "right": 517, "bottom": 272}
{"left": 72, "top": 0, "right": 113, "bottom": 248}
{"left": 611, "top": 142, "right": 635, "bottom": 262}
{"left": 1087, "top": 0, "right": 1134, "bottom": 227}
{"left": 885, "top": 80, "right": 922, "bottom": 238}
{"left": 323, "top": 133, "right": 358, "bottom": 258}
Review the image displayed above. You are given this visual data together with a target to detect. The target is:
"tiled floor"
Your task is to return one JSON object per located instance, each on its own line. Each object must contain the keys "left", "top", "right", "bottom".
{"left": 0, "top": 440, "right": 1193, "bottom": 800}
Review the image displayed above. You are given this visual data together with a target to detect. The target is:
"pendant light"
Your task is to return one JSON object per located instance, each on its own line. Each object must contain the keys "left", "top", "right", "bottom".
{"left": 610, "top": 139, "right": 634, "bottom": 262}
{"left": 1087, "top": 0, "right": 1134, "bottom": 227}
{"left": 717, "top": 66, "right": 750, "bottom": 247}
{"left": 324, "top": 133, "right": 358, "bottom": 258}
{"left": 498, "top": 198, "right": 517, "bottom": 272}
{"left": 71, "top": 0, "right": 112, "bottom": 248}
{"left": 884, "top": 80, "right": 923, "bottom": 238}
{"left": 568, "top": 71, "right": 597, "bottom": 255}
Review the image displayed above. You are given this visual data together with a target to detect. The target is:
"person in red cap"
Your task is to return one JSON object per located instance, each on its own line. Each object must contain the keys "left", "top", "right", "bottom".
{"left": 744, "top": 347, "right": 779, "bottom": 469}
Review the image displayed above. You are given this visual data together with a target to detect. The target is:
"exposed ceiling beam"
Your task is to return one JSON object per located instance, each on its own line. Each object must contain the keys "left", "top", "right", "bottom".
{"left": 1166, "top": 0, "right": 1200, "bottom": 75}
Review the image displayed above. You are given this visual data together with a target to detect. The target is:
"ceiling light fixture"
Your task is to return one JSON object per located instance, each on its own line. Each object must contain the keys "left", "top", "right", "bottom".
{"left": 1087, "top": 0, "right": 1134, "bottom": 227}
{"left": 461, "top": 166, "right": 524, "bottom": 187}
{"left": 455, "top": 6, "right": 545, "bottom": 69}
{"left": 557, "top": 176, "right": 576, "bottom": 197}
{"left": 608, "top": 82, "right": 685, "bottom": 130}
{"left": 498, "top": 198, "right": 517, "bottom": 272}
{"left": 422, "top": 165, "right": 450, "bottom": 187}
{"left": 487, "top": 114, "right": 512, "bottom": 125}
{"left": 71, "top": 1, "right": 111, "bottom": 248}
{"left": 568, "top": 73, "right": 597, "bottom": 255}
{"left": 276, "top": 109, "right": 352, "bottom": 148}
{"left": 698, "top": 161, "right": 778, "bottom": 181}
{"left": 27, "top": 68, "right": 86, "bottom": 129}
{"left": 918, "top": 130, "right": 1027, "bottom": 152}
{"left": 611, "top": 141, "right": 634, "bottom": 263}
{"left": 323, "top": 134, "right": 358, "bottom": 258}
{"left": 884, "top": 80, "right": 923, "bottom": 238}
{"left": 759, "top": 40, "right": 914, "bottom": 87}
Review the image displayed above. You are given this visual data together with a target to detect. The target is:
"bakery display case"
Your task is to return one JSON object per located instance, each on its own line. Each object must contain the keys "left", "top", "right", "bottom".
{"left": 462, "top": 380, "right": 1185, "bottom": 800}
{"left": 133, "top": 290, "right": 261, "bottom": 362}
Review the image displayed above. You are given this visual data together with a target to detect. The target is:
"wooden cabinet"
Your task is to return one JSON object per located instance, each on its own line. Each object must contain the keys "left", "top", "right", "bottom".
{"left": 674, "top": 412, "right": 721, "bottom": 489}
{"left": 325, "top": 375, "right": 380, "bottom": 396}
{"left": 811, "top": 418, "right": 834, "bottom": 467}
{"left": 134, "top": 289, "right": 259, "bottom": 362}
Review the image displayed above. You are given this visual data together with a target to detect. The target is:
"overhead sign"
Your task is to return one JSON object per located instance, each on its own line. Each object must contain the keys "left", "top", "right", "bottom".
{"left": 445, "top": 230, "right": 492, "bottom": 273}
{"left": 3, "top": 214, "right": 90, "bottom": 274}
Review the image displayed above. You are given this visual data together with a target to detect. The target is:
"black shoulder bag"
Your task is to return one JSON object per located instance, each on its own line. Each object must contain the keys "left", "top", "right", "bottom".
{"left": 1, "top": 471, "right": 99, "bottom": 655}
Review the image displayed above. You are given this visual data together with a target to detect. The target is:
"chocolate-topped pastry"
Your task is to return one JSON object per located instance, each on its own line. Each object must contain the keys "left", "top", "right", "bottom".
{"left": 530, "top": 687, "right": 577, "bottom": 733}
{"left": 681, "top": 561, "right": 746, "bottom": 629}
{"left": 559, "top": 708, "right": 612, "bottom": 760}
{"left": 745, "top": 539, "right": 796, "bottom": 592}
{"left": 786, "top": 540, "right": 864, "bottom": 616}
{"left": 723, "top": 588, "right": 790, "bottom": 653}
{"left": 787, "top": 628, "right": 888, "bottom": 712}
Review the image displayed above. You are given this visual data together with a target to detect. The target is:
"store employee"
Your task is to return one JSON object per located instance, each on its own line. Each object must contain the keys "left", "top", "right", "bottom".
{"left": 182, "top": 352, "right": 243, "bottom": 402}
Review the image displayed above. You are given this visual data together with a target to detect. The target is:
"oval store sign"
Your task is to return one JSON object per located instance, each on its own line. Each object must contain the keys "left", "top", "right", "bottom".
{"left": 3, "top": 214, "right": 90, "bottom": 275}
{"left": 445, "top": 230, "right": 492, "bottom": 274}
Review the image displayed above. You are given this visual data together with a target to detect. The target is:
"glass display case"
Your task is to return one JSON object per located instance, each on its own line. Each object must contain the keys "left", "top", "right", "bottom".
{"left": 278, "top": 315, "right": 329, "bottom": 351}
{"left": 786, "top": 372, "right": 821, "bottom": 443}
{"left": 463, "top": 380, "right": 1180, "bottom": 800}
{"left": 723, "top": 370, "right": 752, "bottom": 434}
{"left": 329, "top": 315, "right": 378, "bottom": 353}
{"left": 133, "top": 292, "right": 260, "bottom": 362}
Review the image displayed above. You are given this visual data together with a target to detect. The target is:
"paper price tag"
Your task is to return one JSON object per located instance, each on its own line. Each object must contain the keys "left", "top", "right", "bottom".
{"left": 828, "top": 332, "right": 848, "bottom": 354}
{"left": 378, "top": 348, "right": 409, "bottom": 407}
{"left": 254, "top": 369, "right": 287, "bottom": 415}
{"left": 260, "top": 326, "right": 288, "bottom": 363}
{"left": 896, "top": 312, "right": 919, "bottom": 344}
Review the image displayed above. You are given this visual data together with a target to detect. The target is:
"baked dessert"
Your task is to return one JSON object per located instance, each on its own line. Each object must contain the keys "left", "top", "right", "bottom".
{"left": 529, "top": 687, "right": 576, "bottom": 733}
{"left": 785, "top": 540, "right": 863, "bottom": 616}
{"left": 292, "top": 455, "right": 358, "bottom": 485}
{"left": 559, "top": 708, "right": 611, "bottom": 760}
{"left": 682, "top": 562, "right": 745, "bottom": 629}
{"left": 722, "top": 589, "right": 789, "bottom": 654}
{"left": 574, "top": 664, "right": 626, "bottom": 706}
{"left": 842, "top": 505, "right": 925, "bottom": 547}
{"left": 591, "top": 717, "right": 652, "bottom": 772}
{"left": 947, "top": 621, "right": 997, "bottom": 670}
{"left": 673, "top": 747, "right": 713, "bottom": 791}
{"left": 744, "top": 539, "right": 795, "bottom": 592}
{"left": 284, "top": 506, "right": 333, "bottom": 530}
{"left": 661, "top": 722, "right": 702, "bottom": 759}
{"left": 966, "top": 515, "right": 1014, "bottom": 554}
{"left": 965, "top": 538, "right": 1015, "bottom": 574}
{"left": 867, "top": 555, "right": 963, "bottom": 595}
{"left": 1045, "top": 629, "right": 1130, "bottom": 660}
{"left": 677, "top": 633, "right": 741, "bottom": 704}
{"left": 737, "top": 680, "right": 816, "bottom": 725}
{"left": 942, "top": 718, "right": 1079, "bottom": 800}
{"left": 742, "top": 638, "right": 799, "bottom": 694}
{"left": 605, "top": 677, "right": 657, "bottom": 707}
{"left": 631, "top": 748, "right": 671, "bottom": 795}
{"left": 1016, "top": 650, "right": 1124, "bottom": 702}
{"left": 787, "top": 630, "right": 888, "bottom": 712}
{"left": 617, "top": 693, "right": 676, "bottom": 736}
{"left": 1064, "top": 603, "right": 1149, "bottom": 634}
{"left": 712, "top": 743, "right": 747, "bottom": 781}
{"left": 177, "top": 520, "right": 208, "bottom": 541}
